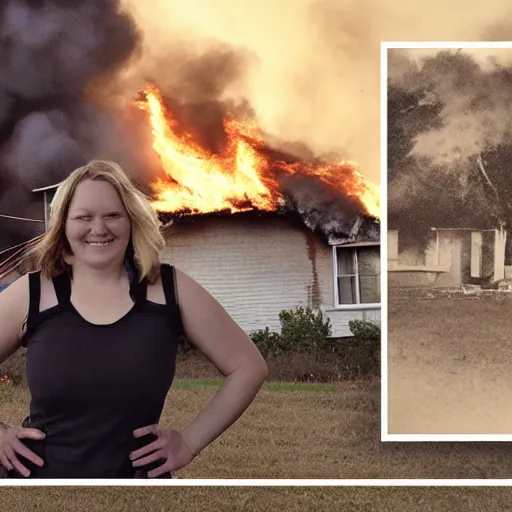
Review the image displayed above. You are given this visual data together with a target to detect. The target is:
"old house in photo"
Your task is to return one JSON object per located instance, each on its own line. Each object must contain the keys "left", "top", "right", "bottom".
{"left": 6, "top": 184, "right": 381, "bottom": 338}
{"left": 388, "top": 227, "right": 507, "bottom": 289}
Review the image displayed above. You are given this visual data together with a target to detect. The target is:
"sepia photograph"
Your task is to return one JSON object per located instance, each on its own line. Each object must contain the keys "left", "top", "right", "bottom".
{"left": 385, "top": 43, "right": 512, "bottom": 437}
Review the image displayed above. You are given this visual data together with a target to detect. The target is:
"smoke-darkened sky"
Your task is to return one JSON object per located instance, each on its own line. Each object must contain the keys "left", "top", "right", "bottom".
{"left": 122, "top": 0, "right": 512, "bottom": 186}
{"left": 3, "top": 0, "right": 512, "bottom": 248}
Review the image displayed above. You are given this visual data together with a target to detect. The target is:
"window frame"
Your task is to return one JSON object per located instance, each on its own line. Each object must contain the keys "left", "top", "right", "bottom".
{"left": 332, "top": 242, "right": 381, "bottom": 310}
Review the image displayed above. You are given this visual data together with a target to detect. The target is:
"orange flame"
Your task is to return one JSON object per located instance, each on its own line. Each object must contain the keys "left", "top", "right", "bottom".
{"left": 136, "top": 84, "right": 380, "bottom": 219}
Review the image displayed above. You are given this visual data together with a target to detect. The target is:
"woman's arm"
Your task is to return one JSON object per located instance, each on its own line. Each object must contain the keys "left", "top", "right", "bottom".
{"left": 175, "top": 269, "right": 268, "bottom": 456}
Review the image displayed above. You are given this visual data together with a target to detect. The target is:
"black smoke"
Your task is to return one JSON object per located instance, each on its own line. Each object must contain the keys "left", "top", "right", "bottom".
{"left": 0, "top": 0, "right": 140, "bottom": 248}
{"left": 0, "top": 0, "right": 377, "bottom": 253}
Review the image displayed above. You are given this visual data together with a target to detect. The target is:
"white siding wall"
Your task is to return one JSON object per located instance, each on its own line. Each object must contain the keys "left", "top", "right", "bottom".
{"left": 161, "top": 215, "right": 379, "bottom": 337}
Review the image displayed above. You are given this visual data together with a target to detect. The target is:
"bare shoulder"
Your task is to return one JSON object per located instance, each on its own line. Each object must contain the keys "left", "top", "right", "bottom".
{"left": 173, "top": 267, "right": 213, "bottom": 304}
{"left": 0, "top": 273, "right": 30, "bottom": 303}
{"left": 0, "top": 274, "right": 31, "bottom": 360}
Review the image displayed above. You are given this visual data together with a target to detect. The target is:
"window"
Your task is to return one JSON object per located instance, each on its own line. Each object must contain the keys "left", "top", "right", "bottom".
{"left": 334, "top": 244, "right": 380, "bottom": 306}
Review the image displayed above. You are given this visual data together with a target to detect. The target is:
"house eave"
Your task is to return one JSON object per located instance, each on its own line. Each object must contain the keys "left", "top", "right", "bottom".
{"left": 157, "top": 208, "right": 380, "bottom": 245}
{"left": 32, "top": 183, "right": 62, "bottom": 193}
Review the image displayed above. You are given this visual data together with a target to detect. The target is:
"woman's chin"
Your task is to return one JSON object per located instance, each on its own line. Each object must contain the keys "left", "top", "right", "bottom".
{"left": 77, "top": 254, "right": 125, "bottom": 270}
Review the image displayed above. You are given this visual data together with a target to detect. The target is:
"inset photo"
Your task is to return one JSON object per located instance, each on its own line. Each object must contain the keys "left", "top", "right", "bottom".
{"left": 382, "top": 42, "right": 512, "bottom": 440}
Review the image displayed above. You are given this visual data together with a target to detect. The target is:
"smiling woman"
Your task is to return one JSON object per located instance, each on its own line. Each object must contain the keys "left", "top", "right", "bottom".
{"left": 0, "top": 160, "right": 268, "bottom": 479}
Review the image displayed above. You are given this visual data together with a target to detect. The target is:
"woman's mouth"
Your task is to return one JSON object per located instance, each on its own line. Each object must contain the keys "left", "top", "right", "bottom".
{"left": 85, "top": 239, "right": 115, "bottom": 247}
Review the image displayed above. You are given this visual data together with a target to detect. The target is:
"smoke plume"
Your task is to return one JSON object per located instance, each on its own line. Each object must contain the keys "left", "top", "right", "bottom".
{"left": 3, "top": 0, "right": 512, "bottom": 250}
{"left": 0, "top": 0, "right": 140, "bottom": 247}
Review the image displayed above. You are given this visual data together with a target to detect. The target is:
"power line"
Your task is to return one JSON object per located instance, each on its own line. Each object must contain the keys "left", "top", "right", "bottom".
{"left": 0, "top": 213, "right": 44, "bottom": 223}
{"left": 0, "top": 235, "right": 43, "bottom": 257}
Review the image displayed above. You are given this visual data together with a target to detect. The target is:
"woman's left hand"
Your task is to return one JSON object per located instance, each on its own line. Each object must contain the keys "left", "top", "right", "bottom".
{"left": 130, "top": 425, "right": 195, "bottom": 478}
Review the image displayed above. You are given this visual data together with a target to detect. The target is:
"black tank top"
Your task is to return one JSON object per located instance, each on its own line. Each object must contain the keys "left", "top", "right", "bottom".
{"left": 14, "top": 264, "right": 182, "bottom": 479}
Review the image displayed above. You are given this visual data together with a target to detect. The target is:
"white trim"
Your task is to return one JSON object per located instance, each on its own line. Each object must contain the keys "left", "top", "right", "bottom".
{"left": 327, "top": 304, "right": 380, "bottom": 312}
{"left": 379, "top": 41, "right": 512, "bottom": 442}
{"left": 32, "top": 182, "right": 62, "bottom": 193}
{"left": 380, "top": 41, "right": 389, "bottom": 442}
{"left": 4, "top": 478, "right": 512, "bottom": 486}
{"left": 382, "top": 41, "right": 512, "bottom": 49}
{"left": 332, "top": 245, "right": 339, "bottom": 307}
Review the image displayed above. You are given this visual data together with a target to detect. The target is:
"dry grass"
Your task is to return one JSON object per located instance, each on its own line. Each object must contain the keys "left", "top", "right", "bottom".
{"left": 388, "top": 292, "right": 512, "bottom": 434}
{"left": 2, "top": 488, "right": 512, "bottom": 512}
{"left": 5, "top": 358, "right": 512, "bottom": 509}
{"left": 5, "top": 374, "right": 512, "bottom": 480}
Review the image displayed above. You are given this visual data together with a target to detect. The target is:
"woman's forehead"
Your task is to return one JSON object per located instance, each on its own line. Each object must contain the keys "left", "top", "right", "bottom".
{"left": 69, "top": 180, "right": 125, "bottom": 209}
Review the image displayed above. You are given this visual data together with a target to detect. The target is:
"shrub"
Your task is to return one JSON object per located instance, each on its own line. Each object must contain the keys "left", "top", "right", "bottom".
{"left": 348, "top": 319, "right": 381, "bottom": 369}
{"left": 250, "top": 327, "right": 283, "bottom": 358}
{"left": 279, "top": 306, "right": 332, "bottom": 356}
{"left": 348, "top": 320, "right": 380, "bottom": 342}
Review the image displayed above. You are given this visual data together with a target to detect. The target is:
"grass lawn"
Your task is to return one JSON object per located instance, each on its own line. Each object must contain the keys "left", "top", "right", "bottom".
{"left": 388, "top": 292, "right": 512, "bottom": 434}
{"left": 4, "top": 374, "right": 512, "bottom": 482}
{"left": 4, "top": 369, "right": 512, "bottom": 509}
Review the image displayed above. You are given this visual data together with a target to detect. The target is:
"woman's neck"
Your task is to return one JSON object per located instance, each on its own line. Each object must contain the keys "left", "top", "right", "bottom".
{"left": 70, "top": 261, "right": 127, "bottom": 286}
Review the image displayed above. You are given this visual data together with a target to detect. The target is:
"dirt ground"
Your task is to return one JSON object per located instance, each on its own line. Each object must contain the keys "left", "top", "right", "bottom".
{"left": 388, "top": 290, "right": 512, "bottom": 435}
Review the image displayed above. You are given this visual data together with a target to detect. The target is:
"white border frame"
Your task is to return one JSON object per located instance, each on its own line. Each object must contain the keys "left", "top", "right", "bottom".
{"left": 381, "top": 41, "right": 512, "bottom": 442}
{"left": 2, "top": 478, "right": 512, "bottom": 486}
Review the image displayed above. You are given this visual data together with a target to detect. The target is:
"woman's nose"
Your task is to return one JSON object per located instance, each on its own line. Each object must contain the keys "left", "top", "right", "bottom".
{"left": 89, "top": 217, "right": 108, "bottom": 234}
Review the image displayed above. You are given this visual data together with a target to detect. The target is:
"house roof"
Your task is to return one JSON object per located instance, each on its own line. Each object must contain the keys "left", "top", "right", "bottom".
{"left": 158, "top": 209, "right": 380, "bottom": 246}
{"left": 32, "top": 183, "right": 62, "bottom": 193}
{"left": 30, "top": 182, "right": 380, "bottom": 245}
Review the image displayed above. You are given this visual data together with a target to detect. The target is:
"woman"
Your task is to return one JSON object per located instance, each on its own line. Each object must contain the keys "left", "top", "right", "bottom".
{"left": 0, "top": 160, "right": 268, "bottom": 478}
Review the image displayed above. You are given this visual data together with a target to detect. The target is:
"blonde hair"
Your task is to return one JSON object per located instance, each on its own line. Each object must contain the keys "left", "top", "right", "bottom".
{"left": 34, "top": 160, "right": 165, "bottom": 283}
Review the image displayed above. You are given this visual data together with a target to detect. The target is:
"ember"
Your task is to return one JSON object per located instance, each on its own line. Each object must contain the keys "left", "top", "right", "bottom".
{"left": 136, "top": 84, "right": 380, "bottom": 219}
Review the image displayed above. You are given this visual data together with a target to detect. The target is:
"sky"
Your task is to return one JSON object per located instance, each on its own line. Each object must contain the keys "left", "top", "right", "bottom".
{"left": 121, "top": 0, "right": 512, "bottom": 186}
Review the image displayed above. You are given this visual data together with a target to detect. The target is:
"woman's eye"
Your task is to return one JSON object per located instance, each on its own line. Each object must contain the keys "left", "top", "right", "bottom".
{"left": 106, "top": 213, "right": 121, "bottom": 219}
{"left": 75, "top": 216, "right": 91, "bottom": 221}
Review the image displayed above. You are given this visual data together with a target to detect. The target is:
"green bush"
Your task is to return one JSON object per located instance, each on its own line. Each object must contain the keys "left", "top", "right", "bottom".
{"left": 348, "top": 319, "right": 380, "bottom": 368}
{"left": 250, "top": 327, "right": 283, "bottom": 358}
{"left": 279, "top": 306, "right": 332, "bottom": 356}
{"left": 348, "top": 320, "right": 380, "bottom": 342}
{"left": 250, "top": 306, "right": 332, "bottom": 358}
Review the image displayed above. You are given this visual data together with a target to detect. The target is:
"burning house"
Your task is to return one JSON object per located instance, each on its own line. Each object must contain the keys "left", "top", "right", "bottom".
{"left": 0, "top": 1, "right": 380, "bottom": 337}
{"left": 26, "top": 85, "right": 380, "bottom": 338}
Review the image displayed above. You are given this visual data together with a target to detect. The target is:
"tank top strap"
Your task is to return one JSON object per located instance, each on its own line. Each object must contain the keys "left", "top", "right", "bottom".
{"left": 52, "top": 272, "right": 71, "bottom": 305}
{"left": 160, "top": 264, "right": 184, "bottom": 336}
{"left": 26, "top": 271, "right": 42, "bottom": 333}
{"left": 130, "top": 278, "right": 148, "bottom": 304}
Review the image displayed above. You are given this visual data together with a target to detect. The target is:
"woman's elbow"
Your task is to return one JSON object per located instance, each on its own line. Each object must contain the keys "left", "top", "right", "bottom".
{"left": 251, "top": 351, "right": 269, "bottom": 383}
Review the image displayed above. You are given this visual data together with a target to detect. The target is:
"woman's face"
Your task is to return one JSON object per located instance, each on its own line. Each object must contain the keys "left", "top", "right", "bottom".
{"left": 65, "top": 179, "right": 132, "bottom": 270}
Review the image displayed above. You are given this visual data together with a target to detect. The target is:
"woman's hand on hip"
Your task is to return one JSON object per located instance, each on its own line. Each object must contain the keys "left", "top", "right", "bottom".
{"left": 130, "top": 424, "right": 195, "bottom": 478}
{"left": 0, "top": 424, "right": 45, "bottom": 477}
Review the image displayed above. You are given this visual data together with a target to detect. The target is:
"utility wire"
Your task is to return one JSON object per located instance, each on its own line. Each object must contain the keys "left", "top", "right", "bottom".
{"left": 0, "top": 213, "right": 44, "bottom": 223}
